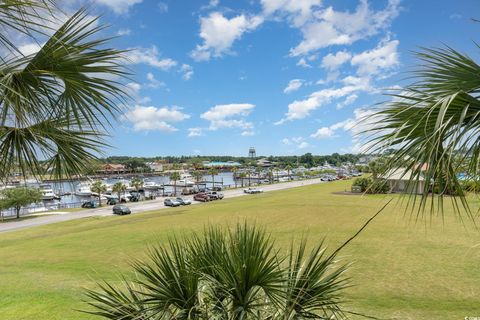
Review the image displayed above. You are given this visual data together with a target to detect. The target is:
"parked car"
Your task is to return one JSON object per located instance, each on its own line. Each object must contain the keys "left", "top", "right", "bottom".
{"left": 112, "top": 204, "right": 131, "bottom": 215}
{"left": 106, "top": 198, "right": 118, "bottom": 205}
{"left": 176, "top": 197, "right": 192, "bottom": 205}
{"left": 194, "top": 192, "right": 211, "bottom": 202}
{"left": 207, "top": 191, "right": 224, "bottom": 200}
{"left": 81, "top": 201, "right": 97, "bottom": 208}
{"left": 164, "top": 198, "right": 181, "bottom": 207}
{"left": 211, "top": 186, "right": 223, "bottom": 191}
{"left": 243, "top": 187, "right": 263, "bottom": 194}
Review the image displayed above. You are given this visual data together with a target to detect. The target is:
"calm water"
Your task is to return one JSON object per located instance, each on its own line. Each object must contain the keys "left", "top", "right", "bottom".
{"left": 42, "top": 171, "right": 237, "bottom": 205}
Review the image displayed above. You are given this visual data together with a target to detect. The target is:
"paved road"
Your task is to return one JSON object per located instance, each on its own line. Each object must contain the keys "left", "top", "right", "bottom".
{"left": 0, "top": 178, "right": 324, "bottom": 234}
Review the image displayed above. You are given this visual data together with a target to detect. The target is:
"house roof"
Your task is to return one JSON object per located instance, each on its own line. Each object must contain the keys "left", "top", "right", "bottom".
{"left": 381, "top": 168, "right": 425, "bottom": 181}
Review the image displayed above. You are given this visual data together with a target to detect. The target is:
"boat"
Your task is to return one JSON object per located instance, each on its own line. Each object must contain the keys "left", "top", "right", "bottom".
{"left": 75, "top": 182, "right": 92, "bottom": 196}
{"left": 39, "top": 184, "right": 56, "bottom": 201}
{"left": 177, "top": 173, "right": 195, "bottom": 186}
{"left": 143, "top": 179, "right": 160, "bottom": 190}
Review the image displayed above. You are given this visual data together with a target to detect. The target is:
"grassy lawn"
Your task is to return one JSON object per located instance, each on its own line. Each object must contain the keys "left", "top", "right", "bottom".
{"left": 0, "top": 180, "right": 479, "bottom": 319}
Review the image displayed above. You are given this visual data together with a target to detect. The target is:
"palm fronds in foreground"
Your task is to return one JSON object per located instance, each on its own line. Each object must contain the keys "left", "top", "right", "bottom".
{"left": 367, "top": 45, "right": 480, "bottom": 218}
{"left": 0, "top": 2, "right": 128, "bottom": 181}
{"left": 84, "top": 223, "right": 352, "bottom": 320}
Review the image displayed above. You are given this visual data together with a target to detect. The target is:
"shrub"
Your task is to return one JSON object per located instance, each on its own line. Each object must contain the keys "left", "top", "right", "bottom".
{"left": 352, "top": 177, "right": 372, "bottom": 192}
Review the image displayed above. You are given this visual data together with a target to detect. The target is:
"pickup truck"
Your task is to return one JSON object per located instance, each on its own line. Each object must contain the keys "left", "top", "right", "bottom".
{"left": 207, "top": 191, "right": 224, "bottom": 200}
{"left": 243, "top": 187, "right": 264, "bottom": 194}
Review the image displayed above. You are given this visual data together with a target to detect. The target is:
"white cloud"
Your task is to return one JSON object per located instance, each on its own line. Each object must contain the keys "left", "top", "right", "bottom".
{"left": 126, "top": 82, "right": 141, "bottom": 95}
{"left": 298, "top": 141, "right": 310, "bottom": 149}
{"left": 321, "top": 50, "right": 351, "bottom": 70}
{"left": 188, "top": 127, "right": 203, "bottom": 137}
{"left": 336, "top": 94, "right": 358, "bottom": 109}
{"left": 261, "top": 0, "right": 322, "bottom": 26}
{"left": 126, "top": 46, "right": 177, "bottom": 70}
{"left": 276, "top": 76, "right": 371, "bottom": 123}
{"left": 93, "top": 0, "right": 143, "bottom": 14}
{"left": 290, "top": 0, "right": 400, "bottom": 56}
{"left": 18, "top": 43, "right": 42, "bottom": 56}
{"left": 241, "top": 130, "right": 255, "bottom": 136}
{"left": 350, "top": 39, "right": 399, "bottom": 76}
{"left": 146, "top": 72, "right": 165, "bottom": 88}
{"left": 191, "top": 12, "right": 263, "bottom": 61}
{"left": 296, "top": 57, "right": 312, "bottom": 68}
{"left": 201, "top": 103, "right": 255, "bottom": 131}
{"left": 310, "top": 127, "right": 335, "bottom": 139}
{"left": 117, "top": 28, "right": 132, "bottom": 36}
{"left": 123, "top": 105, "right": 190, "bottom": 132}
{"left": 284, "top": 79, "right": 304, "bottom": 93}
{"left": 282, "top": 136, "right": 309, "bottom": 149}
{"left": 180, "top": 64, "right": 194, "bottom": 80}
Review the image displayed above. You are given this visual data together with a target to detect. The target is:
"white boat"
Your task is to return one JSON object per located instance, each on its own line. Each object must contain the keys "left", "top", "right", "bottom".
{"left": 39, "top": 184, "right": 56, "bottom": 200}
{"left": 143, "top": 179, "right": 160, "bottom": 190}
{"left": 177, "top": 173, "right": 195, "bottom": 186}
{"left": 75, "top": 182, "right": 92, "bottom": 196}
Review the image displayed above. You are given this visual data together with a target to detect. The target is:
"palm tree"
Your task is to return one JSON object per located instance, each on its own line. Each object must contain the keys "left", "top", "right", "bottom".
{"left": 0, "top": 3, "right": 128, "bottom": 183}
{"left": 367, "top": 45, "right": 480, "bottom": 215}
{"left": 131, "top": 177, "right": 143, "bottom": 193}
{"left": 85, "top": 223, "right": 350, "bottom": 319}
{"left": 239, "top": 172, "right": 247, "bottom": 188}
{"left": 192, "top": 170, "right": 204, "bottom": 187}
{"left": 285, "top": 163, "right": 293, "bottom": 181}
{"left": 112, "top": 182, "right": 126, "bottom": 202}
{"left": 169, "top": 172, "right": 181, "bottom": 196}
{"left": 231, "top": 166, "right": 238, "bottom": 188}
{"left": 90, "top": 181, "right": 106, "bottom": 207}
{"left": 208, "top": 167, "right": 218, "bottom": 189}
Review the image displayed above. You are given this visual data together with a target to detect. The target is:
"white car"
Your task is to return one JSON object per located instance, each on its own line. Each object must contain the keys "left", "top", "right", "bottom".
{"left": 243, "top": 187, "right": 264, "bottom": 194}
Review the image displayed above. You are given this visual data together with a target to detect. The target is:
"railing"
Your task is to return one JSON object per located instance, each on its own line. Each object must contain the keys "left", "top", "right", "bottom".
{"left": 0, "top": 201, "right": 84, "bottom": 219}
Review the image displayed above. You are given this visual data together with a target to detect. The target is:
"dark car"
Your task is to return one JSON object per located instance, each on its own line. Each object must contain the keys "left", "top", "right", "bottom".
{"left": 164, "top": 198, "right": 181, "bottom": 207}
{"left": 112, "top": 204, "right": 131, "bottom": 215}
{"left": 194, "top": 192, "right": 210, "bottom": 202}
{"left": 81, "top": 201, "right": 97, "bottom": 208}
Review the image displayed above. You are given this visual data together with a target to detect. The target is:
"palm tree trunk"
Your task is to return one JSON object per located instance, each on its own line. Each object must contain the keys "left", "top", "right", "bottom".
{"left": 16, "top": 206, "right": 20, "bottom": 219}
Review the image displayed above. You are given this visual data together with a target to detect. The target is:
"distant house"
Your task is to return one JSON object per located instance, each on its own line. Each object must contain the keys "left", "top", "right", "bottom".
{"left": 256, "top": 158, "right": 275, "bottom": 167}
{"left": 146, "top": 162, "right": 164, "bottom": 172}
{"left": 381, "top": 168, "right": 425, "bottom": 194}
{"left": 98, "top": 164, "right": 127, "bottom": 174}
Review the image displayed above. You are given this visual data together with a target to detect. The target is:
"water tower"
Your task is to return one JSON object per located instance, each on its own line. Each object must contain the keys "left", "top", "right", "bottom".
{"left": 248, "top": 147, "right": 256, "bottom": 158}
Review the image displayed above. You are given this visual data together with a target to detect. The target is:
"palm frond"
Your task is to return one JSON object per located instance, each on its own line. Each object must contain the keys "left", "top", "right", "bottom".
{"left": 367, "top": 46, "right": 480, "bottom": 219}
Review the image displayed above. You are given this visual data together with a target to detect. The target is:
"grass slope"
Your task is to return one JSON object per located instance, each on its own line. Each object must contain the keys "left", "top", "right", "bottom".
{"left": 0, "top": 180, "right": 479, "bottom": 319}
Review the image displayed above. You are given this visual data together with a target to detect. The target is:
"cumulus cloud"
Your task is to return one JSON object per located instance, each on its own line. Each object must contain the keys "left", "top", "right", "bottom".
{"left": 146, "top": 72, "right": 165, "bottom": 88}
{"left": 191, "top": 12, "right": 263, "bottom": 61}
{"left": 290, "top": 0, "right": 400, "bottom": 56}
{"left": 321, "top": 50, "right": 352, "bottom": 70}
{"left": 336, "top": 94, "right": 358, "bottom": 109}
{"left": 261, "top": 0, "right": 322, "bottom": 26}
{"left": 276, "top": 76, "right": 371, "bottom": 124}
{"left": 310, "top": 127, "right": 335, "bottom": 139}
{"left": 298, "top": 141, "right": 310, "bottom": 149}
{"left": 282, "top": 136, "right": 310, "bottom": 149}
{"left": 93, "top": 0, "right": 143, "bottom": 14}
{"left": 123, "top": 105, "right": 190, "bottom": 132}
{"left": 188, "top": 127, "right": 203, "bottom": 137}
{"left": 350, "top": 39, "right": 399, "bottom": 76}
{"left": 180, "top": 64, "right": 194, "bottom": 80}
{"left": 125, "top": 46, "right": 177, "bottom": 70}
{"left": 284, "top": 79, "right": 304, "bottom": 93}
{"left": 201, "top": 103, "right": 255, "bottom": 131}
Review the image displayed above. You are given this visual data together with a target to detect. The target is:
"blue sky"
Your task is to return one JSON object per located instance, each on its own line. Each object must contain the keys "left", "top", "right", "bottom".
{"left": 47, "top": 0, "right": 480, "bottom": 156}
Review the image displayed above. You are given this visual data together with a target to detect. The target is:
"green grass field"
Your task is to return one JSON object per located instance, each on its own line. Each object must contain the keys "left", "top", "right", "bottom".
{"left": 0, "top": 180, "right": 479, "bottom": 319}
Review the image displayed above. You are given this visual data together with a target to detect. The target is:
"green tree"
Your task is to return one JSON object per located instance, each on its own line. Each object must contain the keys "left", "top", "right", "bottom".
{"left": 285, "top": 163, "right": 293, "bottom": 181}
{"left": 85, "top": 223, "right": 349, "bottom": 319}
{"left": 367, "top": 45, "right": 480, "bottom": 214}
{"left": 208, "top": 167, "right": 219, "bottom": 189}
{"left": 130, "top": 177, "right": 143, "bottom": 193}
{"left": 192, "top": 170, "right": 203, "bottom": 186}
{"left": 90, "top": 181, "right": 106, "bottom": 207}
{"left": 239, "top": 172, "right": 247, "bottom": 188}
{"left": 0, "top": 3, "right": 128, "bottom": 182}
{"left": 0, "top": 187, "right": 42, "bottom": 219}
{"left": 112, "top": 182, "right": 126, "bottom": 202}
{"left": 231, "top": 166, "right": 238, "bottom": 188}
{"left": 169, "top": 172, "right": 181, "bottom": 196}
